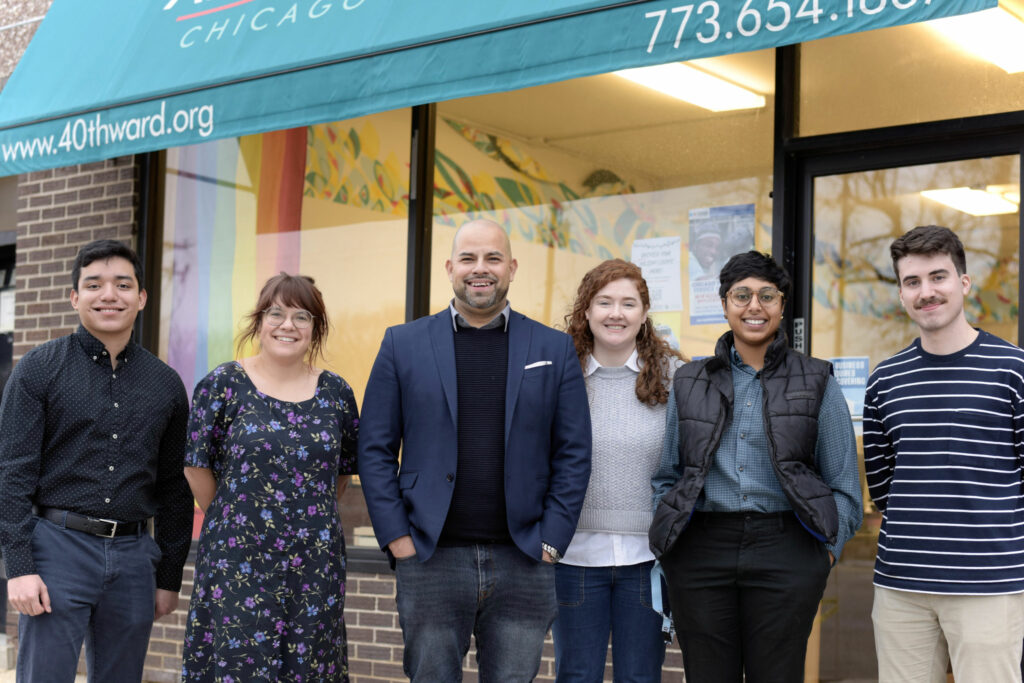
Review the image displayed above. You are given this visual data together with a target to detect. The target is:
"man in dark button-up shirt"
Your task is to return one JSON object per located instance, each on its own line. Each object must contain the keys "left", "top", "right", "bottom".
{"left": 0, "top": 239, "right": 191, "bottom": 682}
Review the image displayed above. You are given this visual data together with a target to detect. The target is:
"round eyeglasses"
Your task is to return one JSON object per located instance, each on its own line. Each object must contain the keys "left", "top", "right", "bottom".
{"left": 725, "top": 287, "right": 784, "bottom": 307}
{"left": 263, "top": 308, "right": 315, "bottom": 329}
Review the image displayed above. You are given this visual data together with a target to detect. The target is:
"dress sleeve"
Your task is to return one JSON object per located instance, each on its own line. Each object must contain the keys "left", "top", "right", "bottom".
{"left": 186, "top": 364, "right": 233, "bottom": 474}
{"left": 334, "top": 375, "right": 359, "bottom": 476}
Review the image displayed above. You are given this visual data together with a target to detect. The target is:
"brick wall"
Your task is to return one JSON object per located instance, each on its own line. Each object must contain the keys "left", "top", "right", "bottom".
{"left": 13, "top": 158, "right": 138, "bottom": 361}
{"left": 342, "top": 572, "right": 686, "bottom": 683}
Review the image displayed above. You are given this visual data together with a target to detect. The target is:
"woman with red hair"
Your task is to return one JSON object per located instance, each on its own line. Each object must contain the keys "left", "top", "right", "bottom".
{"left": 552, "top": 259, "right": 684, "bottom": 682}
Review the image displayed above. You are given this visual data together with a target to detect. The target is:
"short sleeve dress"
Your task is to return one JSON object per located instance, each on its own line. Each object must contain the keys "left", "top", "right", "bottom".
{"left": 181, "top": 362, "right": 358, "bottom": 683}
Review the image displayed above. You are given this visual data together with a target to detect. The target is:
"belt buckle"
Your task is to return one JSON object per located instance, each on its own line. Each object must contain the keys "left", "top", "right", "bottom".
{"left": 96, "top": 518, "right": 118, "bottom": 537}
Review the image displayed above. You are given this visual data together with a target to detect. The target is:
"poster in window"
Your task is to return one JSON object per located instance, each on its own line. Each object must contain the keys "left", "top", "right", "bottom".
{"left": 689, "top": 203, "right": 755, "bottom": 325}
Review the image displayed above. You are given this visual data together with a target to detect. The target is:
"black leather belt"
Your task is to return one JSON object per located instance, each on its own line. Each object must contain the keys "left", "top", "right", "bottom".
{"left": 38, "top": 507, "right": 145, "bottom": 537}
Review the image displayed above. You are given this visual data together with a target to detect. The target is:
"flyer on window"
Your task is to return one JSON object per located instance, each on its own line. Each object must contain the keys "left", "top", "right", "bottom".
{"left": 631, "top": 236, "right": 683, "bottom": 313}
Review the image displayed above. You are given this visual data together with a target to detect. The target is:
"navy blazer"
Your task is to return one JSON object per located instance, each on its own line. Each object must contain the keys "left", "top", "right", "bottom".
{"left": 357, "top": 308, "right": 592, "bottom": 562}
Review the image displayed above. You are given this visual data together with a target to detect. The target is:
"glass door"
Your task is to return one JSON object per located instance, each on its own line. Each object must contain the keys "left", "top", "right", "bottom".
{"left": 810, "top": 154, "right": 1021, "bottom": 680}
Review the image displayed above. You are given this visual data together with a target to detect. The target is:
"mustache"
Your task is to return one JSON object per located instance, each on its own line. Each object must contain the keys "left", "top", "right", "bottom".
{"left": 914, "top": 296, "right": 946, "bottom": 309}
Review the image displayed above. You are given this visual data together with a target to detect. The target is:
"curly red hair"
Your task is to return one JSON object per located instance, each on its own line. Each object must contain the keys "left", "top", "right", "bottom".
{"left": 565, "top": 259, "right": 685, "bottom": 406}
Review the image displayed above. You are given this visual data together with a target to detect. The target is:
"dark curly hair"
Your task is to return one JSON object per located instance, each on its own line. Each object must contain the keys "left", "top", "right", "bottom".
{"left": 236, "top": 272, "right": 329, "bottom": 365}
{"left": 565, "top": 259, "right": 685, "bottom": 406}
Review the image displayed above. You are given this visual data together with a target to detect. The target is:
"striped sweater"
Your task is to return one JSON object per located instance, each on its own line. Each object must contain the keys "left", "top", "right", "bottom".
{"left": 863, "top": 330, "right": 1024, "bottom": 595}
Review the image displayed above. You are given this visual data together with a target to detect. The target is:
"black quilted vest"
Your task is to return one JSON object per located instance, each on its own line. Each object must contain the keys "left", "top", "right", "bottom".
{"left": 648, "top": 331, "right": 838, "bottom": 559}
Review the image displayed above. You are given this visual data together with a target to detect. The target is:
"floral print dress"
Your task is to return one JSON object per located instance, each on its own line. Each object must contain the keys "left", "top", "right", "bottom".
{"left": 181, "top": 362, "right": 358, "bottom": 683}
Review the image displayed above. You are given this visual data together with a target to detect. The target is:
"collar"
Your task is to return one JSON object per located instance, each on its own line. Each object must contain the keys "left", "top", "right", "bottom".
{"left": 729, "top": 345, "right": 757, "bottom": 376}
{"left": 449, "top": 300, "right": 511, "bottom": 332}
{"left": 585, "top": 348, "right": 641, "bottom": 377}
{"left": 713, "top": 329, "right": 789, "bottom": 373}
{"left": 74, "top": 325, "right": 133, "bottom": 365}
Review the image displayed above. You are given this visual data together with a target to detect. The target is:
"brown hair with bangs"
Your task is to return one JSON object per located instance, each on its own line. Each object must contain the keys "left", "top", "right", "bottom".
{"left": 236, "top": 272, "right": 329, "bottom": 364}
{"left": 565, "top": 259, "right": 686, "bottom": 406}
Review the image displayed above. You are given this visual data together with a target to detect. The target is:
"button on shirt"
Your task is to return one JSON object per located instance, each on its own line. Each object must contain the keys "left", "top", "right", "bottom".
{"left": 0, "top": 326, "right": 192, "bottom": 591}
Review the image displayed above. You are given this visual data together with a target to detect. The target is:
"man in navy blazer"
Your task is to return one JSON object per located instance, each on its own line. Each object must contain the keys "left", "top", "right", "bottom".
{"left": 358, "top": 219, "right": 591, "bottom": 682}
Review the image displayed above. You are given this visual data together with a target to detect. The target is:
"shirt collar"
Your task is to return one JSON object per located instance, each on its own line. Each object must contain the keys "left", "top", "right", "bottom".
{"left": 585, "top": 348, "right": 641, "bottom": 377}
{"left": 729, "top": 344, "right": 757, "bottom": 375}
{"left": 449, "top": 300, "right": 511, "bottom": 332}
{"left": 74, "top": 325, "right": 134, "bottom": 365}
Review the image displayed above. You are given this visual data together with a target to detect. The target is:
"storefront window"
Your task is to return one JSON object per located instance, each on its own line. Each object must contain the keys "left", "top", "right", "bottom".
{"left": 811, "top": 155, "right": 1020, "bottom": 368}
{"left": 159, "top": 108, "right": 411, "bottom": 544}
{"left": 801, "top": 15, "right": 1024, "bottom": 136}
{"left": 430, "top": 51, "right": 776, "bottom": 359}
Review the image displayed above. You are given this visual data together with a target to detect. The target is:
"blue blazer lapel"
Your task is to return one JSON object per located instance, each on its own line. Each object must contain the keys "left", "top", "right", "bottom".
{"left": 505, "top": 311, "right": 531, "bottom": 441}
{"left": 429, "top": 312, "right": 458, "bottom": 426}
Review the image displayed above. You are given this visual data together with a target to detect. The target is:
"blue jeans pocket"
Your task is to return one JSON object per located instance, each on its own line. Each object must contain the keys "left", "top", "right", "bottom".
{"left": 555, "top": 564, "right": 584, "bottom": 607}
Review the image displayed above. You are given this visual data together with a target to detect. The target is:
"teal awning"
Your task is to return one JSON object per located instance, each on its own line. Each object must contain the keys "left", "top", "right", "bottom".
{"left": 0, "top": 0, "right": 995, "bottom": 175}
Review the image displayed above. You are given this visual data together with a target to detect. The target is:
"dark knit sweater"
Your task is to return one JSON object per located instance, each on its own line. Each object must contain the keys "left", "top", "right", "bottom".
{"left": 439, "top": 325, "right": 511, "bottom": 544}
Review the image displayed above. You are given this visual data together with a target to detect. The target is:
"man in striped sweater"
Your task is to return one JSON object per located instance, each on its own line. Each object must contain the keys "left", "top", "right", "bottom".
{"left": 864, "top": 225, "right": 1024, "bottom": 683}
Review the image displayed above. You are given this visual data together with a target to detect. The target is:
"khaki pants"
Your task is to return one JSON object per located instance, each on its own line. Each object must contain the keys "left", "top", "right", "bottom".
{"left": 873, "top": 585, "right": 1024, "bottom": 683}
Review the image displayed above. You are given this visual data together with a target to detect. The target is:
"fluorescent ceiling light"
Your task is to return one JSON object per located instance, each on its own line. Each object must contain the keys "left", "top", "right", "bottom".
{"left": 921, "top": 187, "right": 1019, "bottom": 216}
{"left": 927, "top": 7, "right": 1024, "bottom": 74}
{"left": 614, "top": 63, "right": 765, "bottom": 112}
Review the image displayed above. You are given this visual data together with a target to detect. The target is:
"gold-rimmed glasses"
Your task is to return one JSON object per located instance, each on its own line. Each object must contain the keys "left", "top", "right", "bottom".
{"left": 725, "top": 287, "right": 784, "bottom": 307}
{"left": 263, "top": 308, "right": 315, "bottom": 329}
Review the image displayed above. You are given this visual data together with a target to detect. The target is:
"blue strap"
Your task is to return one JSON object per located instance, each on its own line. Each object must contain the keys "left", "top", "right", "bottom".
{"left": 650, "top": 561, "right": 674, "bottom": 643}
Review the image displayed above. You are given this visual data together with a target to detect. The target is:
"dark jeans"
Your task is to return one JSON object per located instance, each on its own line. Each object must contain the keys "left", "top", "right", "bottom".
{"left": 1, "top": 549, "right": 6, "bottom": 635}
{"left": 552, "top": 560, "right": 666, "bottom": 682}
{"left": 660, "top": 511, "right": 831, "bottom": 683}
{"left": 17, "top": 516, "right": 160, "bottom": 683}
{"left": 394, "top": 543, "right": 557, "bottom": 682}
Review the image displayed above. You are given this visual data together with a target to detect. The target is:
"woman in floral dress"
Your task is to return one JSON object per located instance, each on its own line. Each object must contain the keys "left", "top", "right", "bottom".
{"left": 181, "top": 273, "right": 358, "bottom": 682}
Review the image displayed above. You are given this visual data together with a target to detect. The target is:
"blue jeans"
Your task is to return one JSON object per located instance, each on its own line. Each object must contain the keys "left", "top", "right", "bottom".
{"left": 17, "top": 517, "right": 161, "bottom": 683}
{"left": 394, "top": 543, "right": 557, "bottom": 682}
{"left": 552, "top": 561, "right": 666, "bottom": 682}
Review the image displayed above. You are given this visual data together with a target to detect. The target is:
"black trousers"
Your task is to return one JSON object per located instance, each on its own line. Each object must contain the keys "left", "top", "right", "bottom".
{"left": 660, "top": 511, "right": 831, "bottom": 683}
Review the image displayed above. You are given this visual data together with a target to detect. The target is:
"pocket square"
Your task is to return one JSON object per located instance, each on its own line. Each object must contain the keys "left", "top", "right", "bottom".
{"left": 524, "top": 360, "right": 552, "bottom": 369}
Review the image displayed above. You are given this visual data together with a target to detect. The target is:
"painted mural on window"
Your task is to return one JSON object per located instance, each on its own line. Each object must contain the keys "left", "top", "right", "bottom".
{"left": 163, "top": 109, "right": 775, "bottom": 409}
{"left": 811, "top": 156, "right": 1020, "bottom": 367}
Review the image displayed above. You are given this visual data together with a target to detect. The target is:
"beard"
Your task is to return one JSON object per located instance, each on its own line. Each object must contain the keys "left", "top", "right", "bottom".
{"left": 454, "top": 278, "right": 507, "bottom": 310}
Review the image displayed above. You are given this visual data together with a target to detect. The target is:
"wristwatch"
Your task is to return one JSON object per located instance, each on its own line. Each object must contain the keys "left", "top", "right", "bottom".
{"left": 541, "top": 542, "right": 562, "bottom": 563}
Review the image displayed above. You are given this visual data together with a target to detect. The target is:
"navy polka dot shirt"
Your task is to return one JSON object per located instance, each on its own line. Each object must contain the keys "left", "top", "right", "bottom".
{"left": 0, "top": 326, "right": 192, "bottom": 591}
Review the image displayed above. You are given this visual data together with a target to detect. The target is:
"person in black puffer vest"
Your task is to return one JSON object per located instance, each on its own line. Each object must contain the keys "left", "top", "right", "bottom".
{"left": 649, "top": 251, "right": 862, "bottom": 683}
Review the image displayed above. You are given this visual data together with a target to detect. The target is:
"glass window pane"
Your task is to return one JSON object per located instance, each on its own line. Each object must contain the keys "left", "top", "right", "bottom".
{"left": 812, "top": 156, "right": 1020, "bottom": 367}
{"left": 159, "top": 109, "right": 411, "bottom": 545}
{"left": 801, "top": 16, "right": 1024, "bottom": 136}
{"left": 431, "top": 51, "right": 776, "bottom": 359}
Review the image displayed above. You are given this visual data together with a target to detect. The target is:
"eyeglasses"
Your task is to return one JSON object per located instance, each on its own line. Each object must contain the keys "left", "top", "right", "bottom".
{"left": 725, "top": 287, "right": 784, "bottom": 307}
{"left": 263, "top": 308, "right": 315, "bottom": 329}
